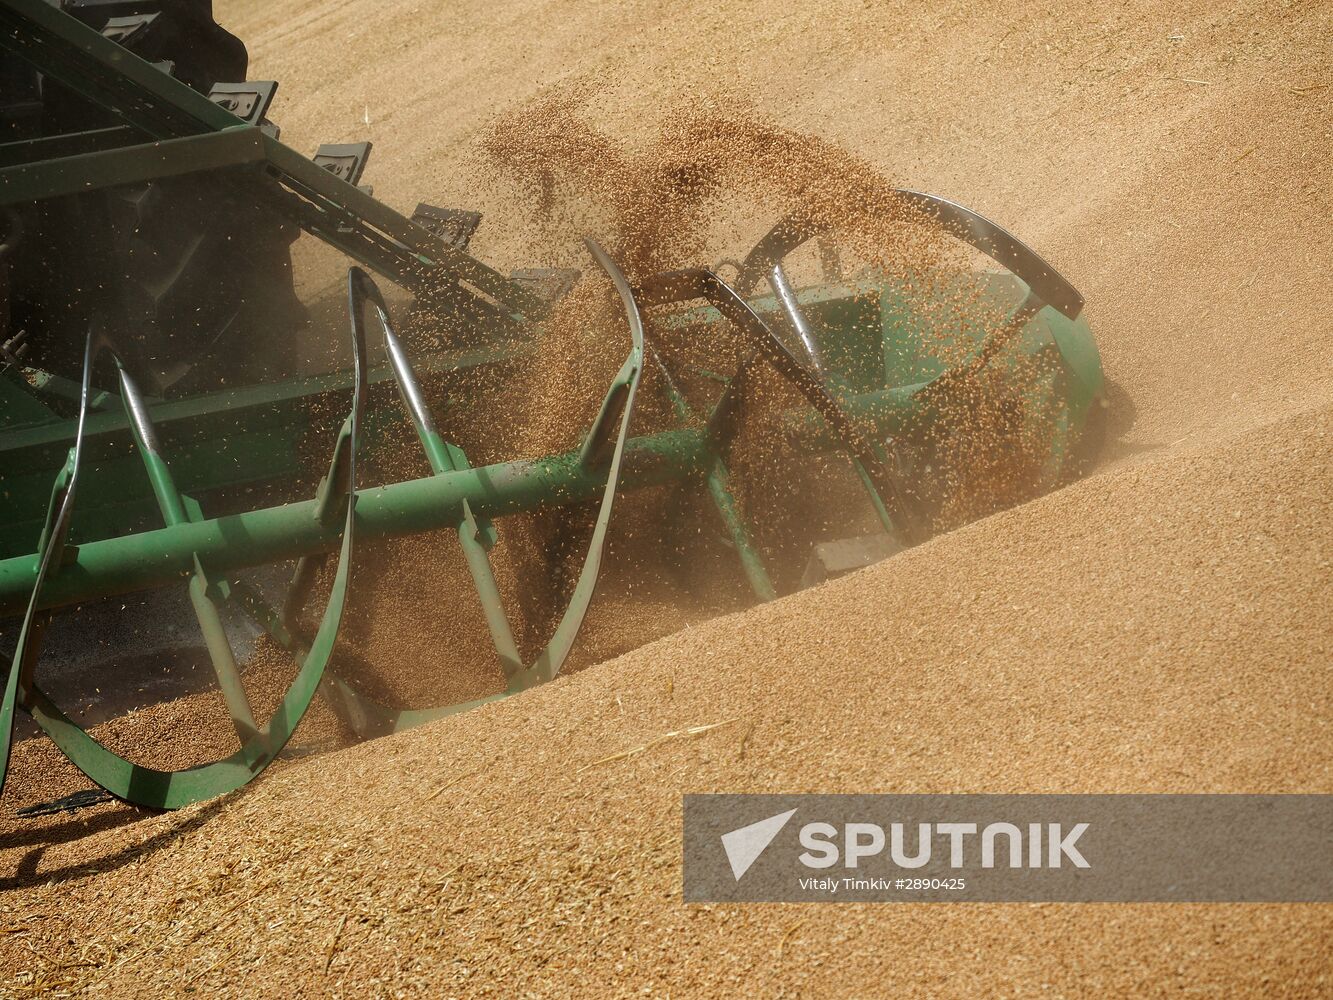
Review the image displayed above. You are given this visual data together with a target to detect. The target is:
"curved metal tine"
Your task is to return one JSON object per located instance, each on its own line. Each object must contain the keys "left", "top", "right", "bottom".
{"left": 890, "top": 190, "right": 1079, "bottom": 319}
{"left": 247, "top": 244, "right": 647, "bottom": 735}
{"left": 0, "top": 327, "right": 96, "bottom": 796}
{"left": 731, "top": 219, "right": 828, "bottom": 387}
{"left": 646, "top": 344, "right": 776, "bottom": 602}
{"left": 347, "top": 266, "right": 522, "bottom": 678}
{"left": 21, "top": 285, "right": 372, "bottom": 809}
{"left": 349, "top": 268, "right": 447, "bottom": 466}
{"left": 735, "top": 215, "right": 825, "bottom": 298}
{"left": 524, "top": 238, "right": 645, "bottom": 684}
{"left": 729, "top": 198, "right": 1083, "bottom": 531}
{"left": 635, "top": 268, "right": 915, "bottom": 543}
{"left": 257, "top": 245, "right": 642, "bottom": 725}
{"left": 279, "top": 268, "right": 378, "bottom": 636}
{"left": 265, "top": 268, "right": 371, "bottom": 638}
{"left": 113, "top": 358, "right": 262, "bottom": 755}
{"left": 737, "top": 194, "right": 1081, "bottom": 318}
{"left": 768, "top": 263, "right": 824, "bottom": 377}
{"left": 738, "top": 196, "right": 1081, "bottom": 390}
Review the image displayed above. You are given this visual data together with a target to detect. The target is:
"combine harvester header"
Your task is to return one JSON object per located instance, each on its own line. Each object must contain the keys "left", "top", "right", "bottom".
{"left": 0, "top": 0, "right": 1104, "bottom": 810}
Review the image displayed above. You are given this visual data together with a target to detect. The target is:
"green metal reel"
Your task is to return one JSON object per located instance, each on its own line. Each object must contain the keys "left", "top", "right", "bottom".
{"left": 0, "top": 0, "right": 1105, "bottom": 810}
{"left": 0, "top": 248, "right": 1103, "bottom": 809}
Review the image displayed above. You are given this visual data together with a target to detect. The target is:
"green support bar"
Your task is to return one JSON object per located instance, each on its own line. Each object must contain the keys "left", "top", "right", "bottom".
{"left": 0, "top": 428, "right": 708, "bottom": 616}
{"left": 0, "top": 124, "right": 140, "bottom": 169}
{"left": 0, "top": 0, "right": 544, "bottom": 315}
{"left": 648, "top": 345, "right": 776, "bottom": 602}
{"left": 0, "top": 126, "right": 266, "bottom": 206}
{"left": 0, "top": 382, "right": 934, "bottom": 617}
{"left": 114, "top": 360, "right": 264, "bottom": 755}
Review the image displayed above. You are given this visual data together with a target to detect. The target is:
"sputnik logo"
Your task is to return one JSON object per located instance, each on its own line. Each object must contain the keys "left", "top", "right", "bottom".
{"left": 721, "top": 808, "right": 798, "bottom": 880}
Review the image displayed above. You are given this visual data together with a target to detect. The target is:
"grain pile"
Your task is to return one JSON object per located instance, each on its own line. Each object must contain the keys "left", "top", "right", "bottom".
{"left": 2, "top": 0, "right": 1331, "bottom": 996}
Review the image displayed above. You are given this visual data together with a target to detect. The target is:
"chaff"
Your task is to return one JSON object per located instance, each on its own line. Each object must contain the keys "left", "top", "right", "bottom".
{"left": 577, "top": 719, "right": 737, "bottom": 773}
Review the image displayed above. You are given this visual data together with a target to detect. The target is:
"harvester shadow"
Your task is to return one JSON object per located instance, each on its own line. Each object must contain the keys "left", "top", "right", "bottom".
{"left": 1104, "top": 380, "right": 1137, "bottom": 434}
{"left": 1080, "top": 379, "right": 1143, "bottom": 466}
{"left": 1, "top": 784, "right": 247, "bottom": 892}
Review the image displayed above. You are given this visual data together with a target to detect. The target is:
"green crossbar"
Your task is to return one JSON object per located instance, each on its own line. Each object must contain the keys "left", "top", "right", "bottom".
{"left": 0, "top": 0, "right": 544, "bottom": 315}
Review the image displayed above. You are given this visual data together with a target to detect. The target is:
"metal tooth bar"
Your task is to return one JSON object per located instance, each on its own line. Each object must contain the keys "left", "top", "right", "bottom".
{"left": 578, "top": 373, "right": 632, "bottom": 468}
{"left": 648, "top": 345, "right": 776, "bottom": 602}
{"left": 0, "top": 299, "right": 371, "bottom": 810}
{"left": 0, "top": 330, "right": 95, "bottom": 792}
{"left": 520, "top": 239, "right": 646, "bottom": 684}
{"left": 233, "top": 250, "right": 649, "bottom": 739}
{"left": 509, "top": 267, "right": 581, "bottom": 305}
{"left": 0, "top": 0, "right": 239, "bottom": 138}
{"left": 258, "top": 136, "right": 544, "bottom": 316}
{"left": 635, "top": 268, "right": 915, "bottom": 543}
{"left": 115, "top": 359, "right": 262, "bottom": 752}
{"left": 15, "top": 787, "right": 112, "bottom": 817}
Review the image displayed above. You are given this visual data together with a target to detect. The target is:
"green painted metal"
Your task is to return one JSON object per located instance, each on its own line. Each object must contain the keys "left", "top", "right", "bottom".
{"left": 0, "top": 373, "right": 54, "bottom": 426}
{"left": 225, "top": 248, "right": 650, "bottom": 746}
{"left": 0, "top": 336, "right": 531, "bottom": 559}
{"left": 0, "top": 305, "right": 1101, "bottom": 617}
{"left": 0, "top": 384, "right": 84, "bottom": 792}
{"left": 0, "top": 377, "right": 956, "bottom": 618}
{"left": 0, "top": 124, "right": 139, "bottom": 169}
{"left": 0, "top": 269, "right": 1102, "bottom": 805}
{"left": 115, "top": 358, "right": 265, "bottom": 752}
{"left": 0, "top": 0, "right": 1107, "bottom": 810}
{"left": 0, "top": 425, "right": 711, "bottom": 616}
{"left": 650, "top": 345, "right": 776, "bottom": 602}
{"left": 0, "top": 297, "right": 369, "bottom": 810}
{"left": 0, "top": 0, "right": 541, "bottom": 315}
{"left": 361, "top": 272, "right": 523, "bottom": 678}
{"left": 0, "top": 125, "right": 266, "bottom": 205}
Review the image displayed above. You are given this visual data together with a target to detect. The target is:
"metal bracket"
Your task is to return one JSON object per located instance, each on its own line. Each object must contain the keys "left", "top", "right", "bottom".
{"left": 313, "top": 141, "right": 372, "bottom": 187}
{"left": 510, "top": 267, "right": 581, "bottom": 305}
{"left": 410, "top": 204, "right": 481, "bottom": 250}
{"left": 0, "top": 329, "right": 29, "bottom": 368}
{"left": 100, "top": 12, "right": 158, "bottom": 47}
{"left": 799, "top": 535, "right": 902, "bottom": 589}
{"left": 208, "top": 81, "right": 278, "bottom": 126}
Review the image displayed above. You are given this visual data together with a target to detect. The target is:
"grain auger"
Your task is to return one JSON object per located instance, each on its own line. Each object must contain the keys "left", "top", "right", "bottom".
{"left": 0, "top": 0, "right": 1105, "bottom": 810}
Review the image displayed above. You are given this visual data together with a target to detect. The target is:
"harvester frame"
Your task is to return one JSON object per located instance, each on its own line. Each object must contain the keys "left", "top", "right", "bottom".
{"left": 0, "top": 0, "right": 1104, "bottom": 811}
